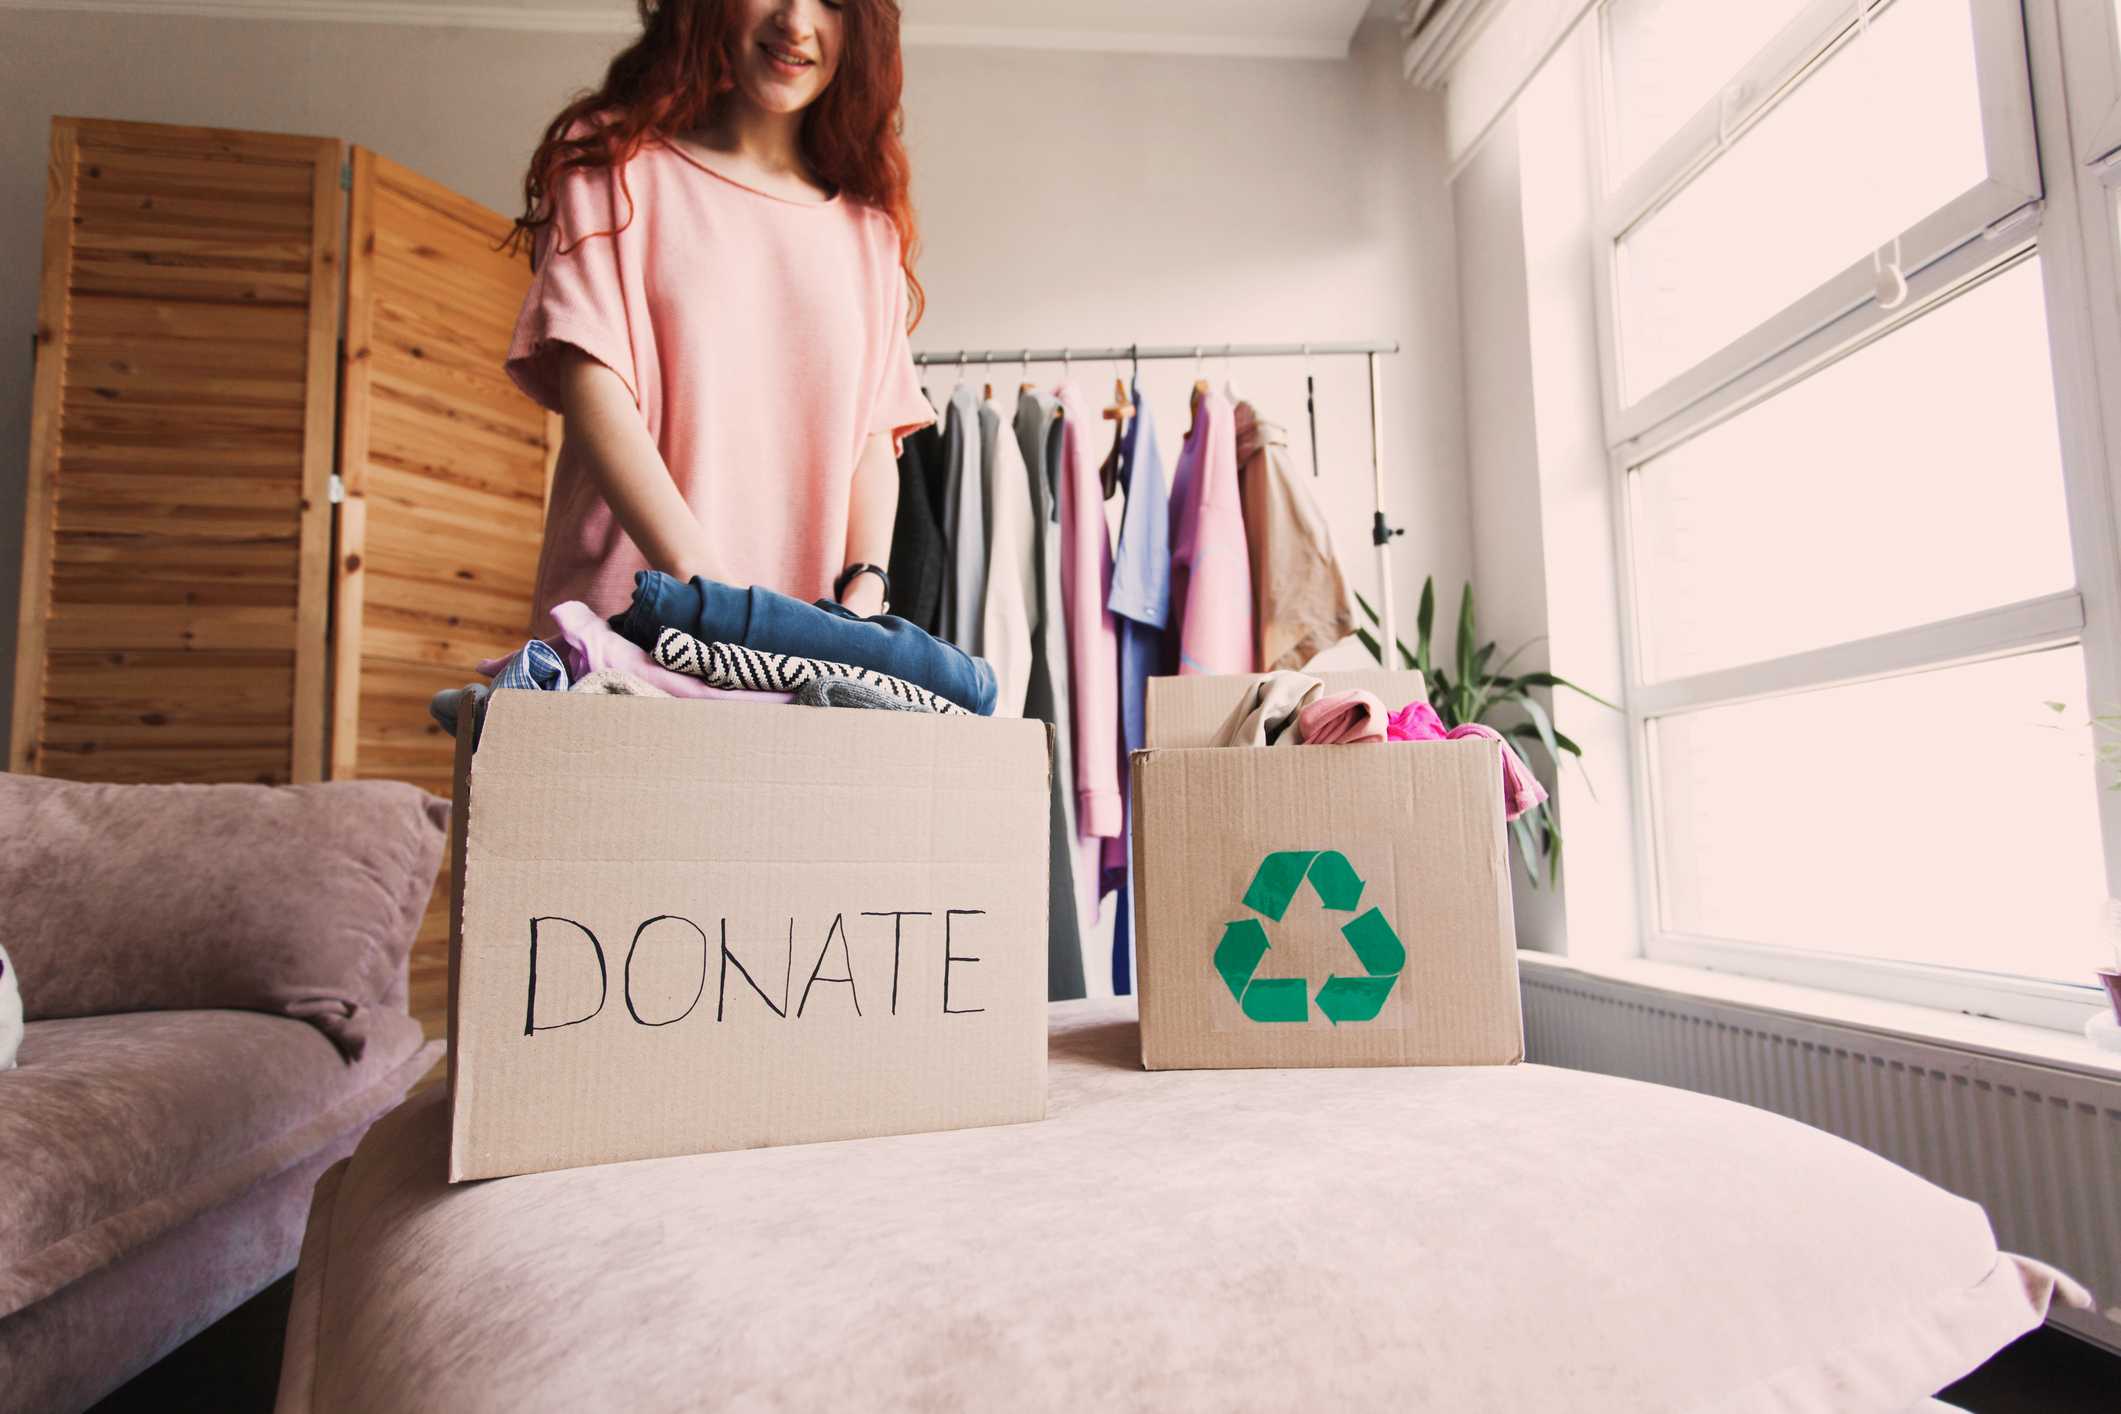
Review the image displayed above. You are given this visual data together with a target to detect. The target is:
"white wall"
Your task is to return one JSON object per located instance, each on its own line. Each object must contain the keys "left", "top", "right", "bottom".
{"left": 0, "top": 10, "right": 1465, "bottom": 786}
{"left": 1453, "top": 30, "right": 1640, "bottom": 960}
{"left": 1454, "top": 109, "right": 1565, "bottom": 948}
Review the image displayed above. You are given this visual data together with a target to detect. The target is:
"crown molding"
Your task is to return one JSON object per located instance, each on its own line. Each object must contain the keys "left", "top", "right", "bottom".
{"left": 0, "top": 1, "right": 1359, "bottom": 58}
{"left": 1399, "top": 0, "right": 1506, "bottom": 87}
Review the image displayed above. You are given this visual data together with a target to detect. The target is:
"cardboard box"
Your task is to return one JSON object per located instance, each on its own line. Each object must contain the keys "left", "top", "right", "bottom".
{"left": 446, "top": 690, "right": 1050, "bottom": 1181}
{"left": 1130, "top": 670, "right": 1522, "bottom": 1070}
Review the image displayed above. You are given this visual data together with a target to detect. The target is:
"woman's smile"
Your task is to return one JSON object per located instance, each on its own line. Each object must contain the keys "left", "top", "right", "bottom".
{"left": 759, "top": 40, "right": 816, "bottom": 79}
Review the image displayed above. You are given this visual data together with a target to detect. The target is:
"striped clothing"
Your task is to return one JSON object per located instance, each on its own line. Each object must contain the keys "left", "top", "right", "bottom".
{"left": 651, "top": 629, "right": 970, "bottom": 717}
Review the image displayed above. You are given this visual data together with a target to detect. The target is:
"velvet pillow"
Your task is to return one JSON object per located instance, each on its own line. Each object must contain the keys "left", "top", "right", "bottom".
{"left": 0, "top": 775, "right": 448, "bottom": 1059}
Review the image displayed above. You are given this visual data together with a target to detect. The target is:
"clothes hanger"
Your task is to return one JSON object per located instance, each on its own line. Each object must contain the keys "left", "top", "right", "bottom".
{"left": 1102, "top": 371, "right": 1134, "bottom": 427}
{"left": 1304, "top": 343, "right": 1322, "bottom": 479}
{"left": 1018, "top": 348, "right": 1036, "bottom": 397}
{"left": 1100, "top": 361, "right": 1132, "bottom": 501}
{"left": 1221, "top": 345, "right": 1242, "bottom": 405}
{"left": 1191, "top": 346, "right": 1209, "bottom": 418}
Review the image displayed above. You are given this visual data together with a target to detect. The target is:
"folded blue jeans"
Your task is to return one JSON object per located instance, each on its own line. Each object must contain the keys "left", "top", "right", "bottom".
{"left": 612, "top": 571, "right": 998, "bottom": 716}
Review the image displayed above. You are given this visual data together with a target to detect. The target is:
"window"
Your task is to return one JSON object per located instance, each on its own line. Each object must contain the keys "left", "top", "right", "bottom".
{"left": 1589, "top": 0, "right": 2121, "bottom": 1022}
{"left": 1627, "top": 259, "right": 2073, "bottom": 683}
{"left": 1614, "top": 0, "right": 1992, "bottom": 398}
{"left": 1600, "top": 0, "right": 1814, "bottom": 177}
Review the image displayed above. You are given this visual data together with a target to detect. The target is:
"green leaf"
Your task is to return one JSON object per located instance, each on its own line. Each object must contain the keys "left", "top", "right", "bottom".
{"left": 1489, "top": 637, "right": 1546, "bottom": 680}
{"left": 1415, "top": 577, "right": 1435, "bottom": 679}
{"left": 1354, "top": 588, "right": 1420, "bottom": 670}
{"left": 1455, "top": 584, "right": 1476, "bottom": 692}
{"left": 1509, "top": 812, "right": 1539, "bottom": 887}
{"left": 1512, "top": 671, "right": 1620, "bottom": 712}
{"left": 1515, "top": 692, "right": 1566, "bottom": 772}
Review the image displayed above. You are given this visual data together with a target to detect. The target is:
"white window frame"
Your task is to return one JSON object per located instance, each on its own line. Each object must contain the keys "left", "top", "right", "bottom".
{"left": 2071, "top": 0, "right": 2121, "bottom": 168}
{"left": 1587, "top": 0, "right": 2121, "bottom": 1030}
{"left": 1594, "top": 0, "right": 2042, "bottom": 442}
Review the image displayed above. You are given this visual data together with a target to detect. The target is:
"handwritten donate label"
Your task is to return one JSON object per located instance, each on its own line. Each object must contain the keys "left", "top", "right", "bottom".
{"left": 521, "top": 909, "right": 991, "bottom": 1035}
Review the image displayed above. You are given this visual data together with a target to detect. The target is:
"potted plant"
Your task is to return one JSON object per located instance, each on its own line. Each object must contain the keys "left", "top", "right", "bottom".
{"left": 1355, "top": 577, "right": 1614, "bottom": 886}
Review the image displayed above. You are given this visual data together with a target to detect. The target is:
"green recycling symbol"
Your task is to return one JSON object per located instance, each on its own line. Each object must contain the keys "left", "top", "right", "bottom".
{"left": 1215, "top": 850, "right": 1404, "bottom": 1025}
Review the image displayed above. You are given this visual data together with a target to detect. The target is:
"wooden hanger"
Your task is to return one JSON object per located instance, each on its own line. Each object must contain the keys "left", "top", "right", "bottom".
{"left": 1099, "top": 378, "right": 1132, "bottom": 500}
{"left": 1101, "top": 377, "right": 1133, "bottom": 426}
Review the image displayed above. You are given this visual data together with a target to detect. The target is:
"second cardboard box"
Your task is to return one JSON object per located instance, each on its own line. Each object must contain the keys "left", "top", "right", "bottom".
{"left": 1130, "top": 670, "right": 1522, "bottom": 1070}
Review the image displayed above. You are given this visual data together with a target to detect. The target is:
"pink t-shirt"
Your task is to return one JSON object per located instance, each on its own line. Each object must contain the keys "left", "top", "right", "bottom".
{"left": 1169, "top": 390, "right": 1254, "bottom": 676}
{"left": 505, "top": 133, "right": 937, "bottom": 636}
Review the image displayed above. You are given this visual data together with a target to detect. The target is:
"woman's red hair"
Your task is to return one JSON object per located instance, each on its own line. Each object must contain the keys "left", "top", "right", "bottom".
{"left": 502, "top": 0, "right": 923, "bottom": 329}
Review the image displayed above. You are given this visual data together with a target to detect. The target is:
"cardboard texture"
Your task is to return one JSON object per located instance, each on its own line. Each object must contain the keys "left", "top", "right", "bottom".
{"left": 448, "top": 691, "right": 1050, "bottom": 1181}
{"left": 1132, "top": 671, "right": 1523, "bottom": 1070}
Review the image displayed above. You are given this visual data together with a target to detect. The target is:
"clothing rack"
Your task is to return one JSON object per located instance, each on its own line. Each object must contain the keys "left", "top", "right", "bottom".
{"left": 911, "top": 340, "right": 1406, "bottom": 655}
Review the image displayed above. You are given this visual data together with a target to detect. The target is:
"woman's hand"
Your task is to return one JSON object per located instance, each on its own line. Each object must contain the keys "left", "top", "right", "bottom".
{"left": 841, "top": 430, "right": 899, "bottom": 608}
{"left": 553, "top": 345, "right": 718, "bottom": 581}
{"left": 837, "top": 575, "right": 886, "bottom": 618}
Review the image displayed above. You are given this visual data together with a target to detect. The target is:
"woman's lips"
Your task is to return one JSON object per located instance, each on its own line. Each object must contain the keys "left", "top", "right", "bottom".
{"left": 761, "top": 43, "right": 814, "bottom": 78}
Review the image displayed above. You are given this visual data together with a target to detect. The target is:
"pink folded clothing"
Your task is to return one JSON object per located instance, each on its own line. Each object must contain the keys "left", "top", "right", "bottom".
{"left": 481, "top": 601, "right": 794, "bottom": 705}
{"left": 1386, "top": 701, "right": 1549, "bottom": 821}
{"left": 1295, "top": 691, "right": 1386, "bottom": 745}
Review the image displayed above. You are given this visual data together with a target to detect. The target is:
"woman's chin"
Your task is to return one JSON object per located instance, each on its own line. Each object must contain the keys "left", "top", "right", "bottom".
{"left": 739, "top": 74, "right": 823, "bottom": 115}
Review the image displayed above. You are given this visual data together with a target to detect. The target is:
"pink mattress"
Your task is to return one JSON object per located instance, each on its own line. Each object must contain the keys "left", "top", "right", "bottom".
{"left": 276, "top": 998, "right": 2084, "bottom": 1413}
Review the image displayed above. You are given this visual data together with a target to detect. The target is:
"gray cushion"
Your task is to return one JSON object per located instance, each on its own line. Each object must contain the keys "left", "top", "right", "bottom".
{"left": 0, "top": 1008, "right": 433, "bottom": 1319}
{"left": 0, "top": 775, "right": 447, "bottom": 1058}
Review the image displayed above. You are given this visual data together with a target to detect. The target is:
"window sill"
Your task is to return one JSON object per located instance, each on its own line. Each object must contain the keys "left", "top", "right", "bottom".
{"left": 1519, "top": 950, "right": 2121, "bottom": 1083}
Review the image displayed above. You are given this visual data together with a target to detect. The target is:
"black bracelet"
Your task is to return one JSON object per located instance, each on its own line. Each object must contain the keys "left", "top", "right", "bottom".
{"left": 834, "top": 561, "right": 891, "bottom": 605}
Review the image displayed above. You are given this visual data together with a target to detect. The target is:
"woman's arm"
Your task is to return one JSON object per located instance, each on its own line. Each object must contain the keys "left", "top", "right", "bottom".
{"left": 552, "top": 345, "right": 723, "bottom": 583}
{"left": 837, "top": 430, "right": 899, "bottom": 616}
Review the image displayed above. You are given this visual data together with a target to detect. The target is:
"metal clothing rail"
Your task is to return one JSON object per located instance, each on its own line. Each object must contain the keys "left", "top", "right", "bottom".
{"left": 910, "top": 340, "right": 1407, "bottom": 651}
{"left": 910, "top": 339, "right": 1399, "bottom": 365}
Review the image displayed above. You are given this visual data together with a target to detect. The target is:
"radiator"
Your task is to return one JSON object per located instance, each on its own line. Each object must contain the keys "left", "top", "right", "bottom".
{"left": 1521, "top": 962, "right": 2121, "bottom": 1353}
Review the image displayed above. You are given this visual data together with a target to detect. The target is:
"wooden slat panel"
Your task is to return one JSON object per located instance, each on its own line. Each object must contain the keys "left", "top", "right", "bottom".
{"left": 334, "top": 146, "right": 549, "bottom": 1042}
{"left": 12, "top": 117, "right": 339, "bottom": 785}
{"left": 37, "top": 643, "right": 296, "bottom": 784}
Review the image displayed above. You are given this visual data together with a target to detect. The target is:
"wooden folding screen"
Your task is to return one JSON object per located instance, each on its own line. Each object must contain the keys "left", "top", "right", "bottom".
{"left": 13, "top": 118, "right": 341, "bottom": 784}
{"left": 334, "top": 146, "right": 553, "bottom": 1033}
{"left": 15, "top": 120, "right": 553, "bottom": 1042}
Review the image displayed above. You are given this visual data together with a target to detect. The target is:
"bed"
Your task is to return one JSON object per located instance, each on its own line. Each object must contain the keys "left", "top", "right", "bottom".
{"left": 274, "top": 997, "right": 2086, "bottom": 1412}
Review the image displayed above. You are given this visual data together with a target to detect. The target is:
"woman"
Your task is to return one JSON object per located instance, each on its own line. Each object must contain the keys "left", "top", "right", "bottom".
{"left": 502, "top": 0, "right": 933, "bottom": 637}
